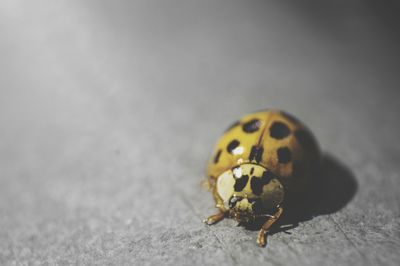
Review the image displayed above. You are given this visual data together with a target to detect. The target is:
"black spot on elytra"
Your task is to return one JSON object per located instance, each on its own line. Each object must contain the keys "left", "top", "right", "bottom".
{"left": 249, "top": 146, "right": 264, "bottom": 163}
{"left": 227, "top": 140, "right": 240, "bottom": 153}
{"left": 234, "top": 175, "right": 249, "bottom": 192}
{"left": 242, "top": 119, "right": 261, "bottom": 133}
{"left": 250, "top": 167, "right": 254, "bottom": 175}
{"left": 295, "top": 129, "right": 315, "bottom": 149}
{"left": 225, "top": 120, "right": 240, "bottom": 132}
{"left": 270, "top": 121, "right": 291, "bottom": 139}
{"left": 277, "top": 147, "right": 292, "bottom": 164}
{"left": 251, "top": 178, "right": 264, "bottom": 195}
{"left": 213, "top": 149, "right": 222, "bottom": 164}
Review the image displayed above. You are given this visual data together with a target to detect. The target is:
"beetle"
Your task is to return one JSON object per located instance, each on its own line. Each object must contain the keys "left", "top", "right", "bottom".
{"left": 204, "top": 109, "right": 320, "bottom": 246}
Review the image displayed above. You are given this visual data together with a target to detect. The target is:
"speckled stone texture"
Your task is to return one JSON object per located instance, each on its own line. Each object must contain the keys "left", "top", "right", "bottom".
{"left": 0, "top": 1, "right": 399, "bottom": 265}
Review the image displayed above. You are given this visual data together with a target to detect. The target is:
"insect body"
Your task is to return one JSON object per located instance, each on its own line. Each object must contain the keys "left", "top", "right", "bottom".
{"left": 204, "top": 109, "right": 320, "bottom": 246}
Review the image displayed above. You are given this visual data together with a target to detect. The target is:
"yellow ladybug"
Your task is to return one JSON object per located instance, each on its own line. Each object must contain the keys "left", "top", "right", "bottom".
{"left": 203, "top": 109, "right": 320, "bottom": 247}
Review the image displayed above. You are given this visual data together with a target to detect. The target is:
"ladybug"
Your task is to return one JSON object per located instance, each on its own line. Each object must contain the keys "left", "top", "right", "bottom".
{"left": 203, "top": 109, "right": 320, "bottom": 247}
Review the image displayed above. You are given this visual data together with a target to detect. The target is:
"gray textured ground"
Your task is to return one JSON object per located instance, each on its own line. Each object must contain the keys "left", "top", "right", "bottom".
{"left": 1, "top": 1, "right": 400, "bottom": 265}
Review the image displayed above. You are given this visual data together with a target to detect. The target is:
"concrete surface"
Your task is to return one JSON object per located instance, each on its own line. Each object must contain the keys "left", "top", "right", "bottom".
{"left": 1, "top": 1, "right": 399, "bottom": 265}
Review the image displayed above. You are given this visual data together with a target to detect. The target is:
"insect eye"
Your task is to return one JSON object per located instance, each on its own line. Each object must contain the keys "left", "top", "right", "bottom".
{"left": 228, "top": 196, "right": 242, "bottom": 208}
{"left": 247, "top": 198, "right": 256, "bottom": 203}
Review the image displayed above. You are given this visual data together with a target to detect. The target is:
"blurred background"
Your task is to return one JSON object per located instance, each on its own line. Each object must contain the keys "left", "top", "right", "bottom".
{"left": 0, "top": 0, "right": 399, "bottom": 265}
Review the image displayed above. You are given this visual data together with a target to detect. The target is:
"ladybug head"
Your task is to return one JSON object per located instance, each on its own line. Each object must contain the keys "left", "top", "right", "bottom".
{"left": 216, "top": 163, "right": 285, "bottom": 224}
{"left": 227, "top": 194, "right": 264, "bottom": 223}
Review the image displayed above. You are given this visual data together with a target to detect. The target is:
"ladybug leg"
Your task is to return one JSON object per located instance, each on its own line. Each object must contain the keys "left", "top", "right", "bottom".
{"left": 257, "top": 207, "right": 283, "bottom": 247}
{"left": 203, "top": 186, "right": 227, "bottom": 225}
{"left": 203, "top": 211, "right": 226, "bottom": 225}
